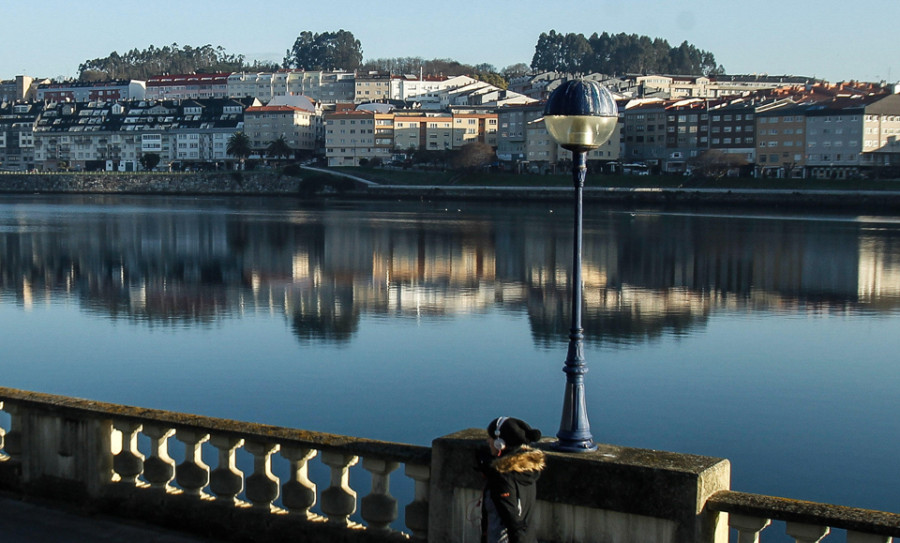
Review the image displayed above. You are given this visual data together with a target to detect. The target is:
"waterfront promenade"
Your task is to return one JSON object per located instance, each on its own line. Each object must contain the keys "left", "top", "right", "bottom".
{"left": 0, "top": 492, "right": 215, "bottom": 542}
{"left": 2, "top": 169, "right": 900, "bottom": 210}
{"left": 2, "top": 386, "right": 900, "bottom": 542}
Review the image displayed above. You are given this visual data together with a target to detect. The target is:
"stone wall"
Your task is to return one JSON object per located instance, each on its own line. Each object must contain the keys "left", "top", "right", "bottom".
{"left": 429, "top": 429, "right": 730, "bottom": 543}
{"left": 0, "top": 172, "right": 304, "bottom": 195}
{"left": 3, "top": 173, "right": 900, "bottom": 212}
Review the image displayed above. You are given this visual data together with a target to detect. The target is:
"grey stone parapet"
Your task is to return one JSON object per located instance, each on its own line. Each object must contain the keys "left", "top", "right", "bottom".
{"left": 429, "top": 429, "right": 731, "bottom": 543}
{"left": 707, "top": 490, "right": 900, "bottom": 539}
{"left": 0, "top": 386, "right": 429, "bottom": 465}
{"left": 0, "top": 386, "right": 428, "bottom": 543}
{"left": 2, "top": 388, "right": 898, "bottom": 542}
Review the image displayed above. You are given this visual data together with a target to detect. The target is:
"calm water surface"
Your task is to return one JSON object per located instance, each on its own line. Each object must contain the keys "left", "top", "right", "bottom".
{"left": 1, "top": 194, "right": 899, "bottom": 520}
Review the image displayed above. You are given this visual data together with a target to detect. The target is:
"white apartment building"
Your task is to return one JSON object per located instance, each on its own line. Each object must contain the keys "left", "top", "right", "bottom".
{"left": 325, "top": 108, "right": 499, "bottom": 167}
{"left": 35, "top": 80, "right": 146, "bottom": 102}
{"left": 145, "top": 74, "right": 230, "bottom": 100}
{"left": 226, "top": 71, "right": 354, "bottom": 103}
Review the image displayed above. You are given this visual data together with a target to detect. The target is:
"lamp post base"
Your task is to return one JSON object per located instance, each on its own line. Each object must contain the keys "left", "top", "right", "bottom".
{"left": 554, "top": 438, "right": 598, "bottom": 453}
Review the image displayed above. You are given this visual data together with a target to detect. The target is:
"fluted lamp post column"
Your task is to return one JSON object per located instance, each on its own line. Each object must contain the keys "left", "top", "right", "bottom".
{"left": 543, "top": 79, "right": 618, "bottom": 452}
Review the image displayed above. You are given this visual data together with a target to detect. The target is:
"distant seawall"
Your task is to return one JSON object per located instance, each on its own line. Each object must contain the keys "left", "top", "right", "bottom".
{"left": 366, "top": 184, "right": 900, "bottom": 211}
{"left": 3, "top": 172, "right": 900, "bottom": 211}
{"left": 0, "top": 172, "right": 303, "bottom": 196}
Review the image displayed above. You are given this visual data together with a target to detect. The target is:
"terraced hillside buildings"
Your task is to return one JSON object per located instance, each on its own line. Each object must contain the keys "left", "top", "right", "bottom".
{"left": 31, "top": 97, "right": 258, "bottom": 171}
{"left": 2, "top": 69, "right": 899, "bottom": 177}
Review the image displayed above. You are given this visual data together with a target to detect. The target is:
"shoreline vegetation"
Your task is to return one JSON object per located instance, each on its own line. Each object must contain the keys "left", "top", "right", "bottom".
{"left": 2, "top": 167, "right": 900, "bottom": 211}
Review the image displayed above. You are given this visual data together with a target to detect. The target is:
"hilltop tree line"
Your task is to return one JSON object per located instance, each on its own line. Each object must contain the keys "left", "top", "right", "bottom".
{"left": 531, "top": 30, "right": 724, "bottom": 76}
{"left": 78, "top": 43, "right": 280, "bottom": 81}
{"left": 74, "top": 29, "right": 722, "bottom": 83}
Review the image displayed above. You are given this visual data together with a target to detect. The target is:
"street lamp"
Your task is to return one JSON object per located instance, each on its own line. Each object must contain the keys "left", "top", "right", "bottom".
{"left": 543, "top": 79, "right": 618, "bottom": 452}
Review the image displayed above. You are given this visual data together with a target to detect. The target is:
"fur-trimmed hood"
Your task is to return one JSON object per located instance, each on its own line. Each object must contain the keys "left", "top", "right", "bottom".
{"left": 491, "top": 446, "right": 546, "bottom": 474}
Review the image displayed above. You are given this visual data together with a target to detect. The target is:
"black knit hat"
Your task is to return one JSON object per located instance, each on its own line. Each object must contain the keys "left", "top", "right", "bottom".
{"left": 487, "top": 417, "right": 542, "bottom": 449}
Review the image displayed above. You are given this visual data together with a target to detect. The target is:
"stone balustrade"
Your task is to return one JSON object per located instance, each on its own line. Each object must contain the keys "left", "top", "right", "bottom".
{"left": 0, "top": 387, "right": 429, "bottom": 543}
{"left": 1, "top": 387, "right": 899, "bottom": 543}
{"left": 707, "top": 490, "right": 900, "bottom": 543}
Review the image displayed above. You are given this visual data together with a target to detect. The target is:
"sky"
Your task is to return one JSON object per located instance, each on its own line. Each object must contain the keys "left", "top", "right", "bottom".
{"left": 3, "top": 0, "right": 898, "bottom": 84}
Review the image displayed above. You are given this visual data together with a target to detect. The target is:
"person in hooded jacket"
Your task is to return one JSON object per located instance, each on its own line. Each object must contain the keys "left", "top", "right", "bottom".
{"left": 478, "top": 417, "right": 546, "bottom": 543}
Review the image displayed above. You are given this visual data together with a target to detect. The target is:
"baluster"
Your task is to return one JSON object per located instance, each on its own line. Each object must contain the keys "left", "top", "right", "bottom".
{"left": 0, "top": 401, "right": 5, "bottom": 457}
{"left": 321, "top": 451, "right": 359, "bottom": 525}
{"left": 2, "top": 403, "right": 22, "bottom": 461}
{"left": 786, "top": 522, "right": 830, "bottom": 543}
{"left": 142, "top": 424, "right": 176, "bottom": 491}
{"left": 112, "top": 420, "right": 144, "bottom": 485}
{"left": 729, "top": 514, "right": 771, "bottom": 543}
{"left": 404, "top": 463, "right": 430, "bottom": 541}
{"left": 360, "top": 458, "right": 399, "bottom": 532}
{"left": 175, "top": 429, "right": 210, "bottom": 497}
{"left": 847, "top": 533, "right": 892, "bottom": 543}
{"left": 209, "top": 435, "right": 245, "bottom": 504}
{"left": 280, "top": 445, "right": 318, "bottom": 516}
{"left": 245, "top": 441, "right": 280, "bottom": 510}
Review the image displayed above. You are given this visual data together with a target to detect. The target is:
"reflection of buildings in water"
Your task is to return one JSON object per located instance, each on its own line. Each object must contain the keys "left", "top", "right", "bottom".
{"left": 858, "top": 234, "right": 900, "bottom": 303}
{"left": 3, "top": 206, "right": 900, "bottom": 347}
{"left": 282, "top": 282, "right": 359, "bottom": 343}
{"left": 528, "top": 283, "right": 711, "bottom": 348}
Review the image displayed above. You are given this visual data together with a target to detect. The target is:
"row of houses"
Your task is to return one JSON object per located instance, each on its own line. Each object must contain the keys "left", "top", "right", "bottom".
{"left": 620, "top": 84, "right": 900, "bottom": 179}
{"left": 2, "top": 72, "right": 900, "bottom": 178}
{"left": 323, "top": 106, "right": 501, "bottom": 167}
{"left": 3, "top": 71, "right": 535, "bottom": 111}
{"left": 4, "top": 70, "right": 833, "bottom": 109}
{"left": 0, "top": 95, "right": 327, "bottom": 172}
{"left": 327, "top": 82, "right": 900, "bottom": 178}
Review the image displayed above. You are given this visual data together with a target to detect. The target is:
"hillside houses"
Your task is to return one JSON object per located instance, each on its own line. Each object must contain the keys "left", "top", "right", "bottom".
{"left": 28, "top": 97, "right": 257, "bottom": 171}
{"left": 1, "top": 69, "right": 899, "bottom": 177}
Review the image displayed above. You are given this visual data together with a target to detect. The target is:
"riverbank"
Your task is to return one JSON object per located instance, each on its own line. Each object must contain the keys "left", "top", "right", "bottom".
{"left": 365, "top": 184, "right": 900, "bottom": 210}
{"left": 3, "top": 171, "right": 900, "bottom": 211}
{"left": 0, "top": 171, "right": 303, "bottom": 195}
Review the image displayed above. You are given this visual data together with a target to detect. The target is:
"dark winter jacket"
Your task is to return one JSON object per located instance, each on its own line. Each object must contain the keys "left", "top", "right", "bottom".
{"left": 480, "top": 446, "right": 546, "bottom": 543}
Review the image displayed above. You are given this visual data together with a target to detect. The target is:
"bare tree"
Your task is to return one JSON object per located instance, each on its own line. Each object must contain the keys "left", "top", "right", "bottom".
{"left": 451, "top": 142, "right": 496, "bottom": 171}
{"left": 688, "top": 150, "right": 747, "bottom": 180}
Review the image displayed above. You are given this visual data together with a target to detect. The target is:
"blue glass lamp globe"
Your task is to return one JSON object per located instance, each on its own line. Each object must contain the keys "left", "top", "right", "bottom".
{"left": 543, "top": 79, "right": 618, "bottom": 151}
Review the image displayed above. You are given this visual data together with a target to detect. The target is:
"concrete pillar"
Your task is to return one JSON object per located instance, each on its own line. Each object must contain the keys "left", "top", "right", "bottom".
{"left": 174, "top": 429, "right": 209, "bottom": 497}
{"left": 846, "top": 533, "right": 892, "bottom": 543}
{"left": 16, "top": 407, "right": 114, "bottom": 497}
{"left": 209, "top": 435, "right": 244, "bottom": 503}
{"left": 280, "top": 445, "right": 318, "bottom": 516}
{"left": 405, "top": 463, "right": 431, "bottom": 541}
{"left": 730, "top": 514, "right": 771, "bottom": 543}
{"left": 244, "top": 441, "right": 280, "bottom": 510}
{"left": 429, "top": 428, "right": 731, "bottom": 543}
{"left": 321, "top": 451, "right": 359, "bottom": 525}
{"left": 786, "top": 521, "right": 830, "bottom": 543}
{"left": 141, "top": 424, "right": 175, "bottom": 491}
{"left": 112, "top": 420, "right": 144, "bottom": 485}
{"left": 361, "top": 458, "right": 400, "bottom": 532}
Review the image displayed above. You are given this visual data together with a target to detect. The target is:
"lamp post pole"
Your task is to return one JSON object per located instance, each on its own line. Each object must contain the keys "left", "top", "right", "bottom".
{"left": 556, "top": 149, "right": 596, "bottom": 451}
{"left": 543, "top": 79, "right": 618, "bottom": 452}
